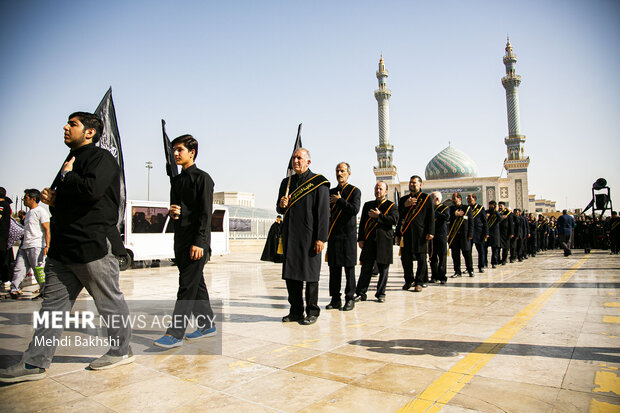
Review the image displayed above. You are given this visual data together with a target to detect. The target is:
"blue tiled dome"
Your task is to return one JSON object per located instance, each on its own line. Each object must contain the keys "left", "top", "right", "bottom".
{"left": 425, "top": 145, "right": 478, "bottom": 180}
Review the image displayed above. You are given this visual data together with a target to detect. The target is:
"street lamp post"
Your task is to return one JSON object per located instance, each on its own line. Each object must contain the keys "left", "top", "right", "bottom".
{"left": 145, "top": 161, "right": 153, "bottom": 200}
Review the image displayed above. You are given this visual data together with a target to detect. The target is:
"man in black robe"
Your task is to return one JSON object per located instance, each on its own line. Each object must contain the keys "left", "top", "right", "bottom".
{"left": 608, "top": 211, "right": 620, "bottom": 254}
{"left": 486, "top": 201, "right": 501, "bottom": 268}
{"left": 528, "top": 213, "right": 538, "bottom": 257}
{"left": 510, "top": 208, "right": 522, "bottom": 263}
{"left": 448, "top": 193, "right": 474, "bottom": 278}
{"left": 355, "top": 181, "right": 398, "bottom": 303}
{"left": 498, "top": 202, "right": 513, "bottom": 265}
{"left": 277, "top": 148, "right": 329, "bottom": 325}
{"left": 466, "top": 194, "right": 488, "bottom": 273}
{"left": 260, "top": 216, "right": 283, "bottom": 263}
{"left": 429, "top": 192, "right": 449, "bottom": 285}
{"left": 396, "top": 176, "right": 434, "bottom": 292}
{"left": 326, "top": 162, "right": 360, "bottom": 311}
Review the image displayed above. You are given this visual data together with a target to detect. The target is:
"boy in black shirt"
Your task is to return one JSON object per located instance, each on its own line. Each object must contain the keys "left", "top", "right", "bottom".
{"left": 154, "top": 135, "right": 216, "bottom": 348}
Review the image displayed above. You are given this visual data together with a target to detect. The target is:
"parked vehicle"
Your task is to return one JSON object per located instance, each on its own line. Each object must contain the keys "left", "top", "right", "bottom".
{"left": 118, "top": 200, "right": 230, "bottom": 270}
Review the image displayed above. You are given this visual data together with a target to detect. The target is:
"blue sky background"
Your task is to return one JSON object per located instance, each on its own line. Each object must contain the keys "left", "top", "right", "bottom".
{"left": 1, "top": 0, "right": 618, "bottom": 212}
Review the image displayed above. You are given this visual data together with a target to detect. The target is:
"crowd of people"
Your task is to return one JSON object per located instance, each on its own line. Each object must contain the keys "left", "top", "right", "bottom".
{"left": 271, "top": 153, "right": 620, "bottom": 325}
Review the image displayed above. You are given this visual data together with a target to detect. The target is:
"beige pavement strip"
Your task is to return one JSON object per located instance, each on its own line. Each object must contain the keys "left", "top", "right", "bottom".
{"left": 396, "top": 254, "right": 591, "bottom": 413}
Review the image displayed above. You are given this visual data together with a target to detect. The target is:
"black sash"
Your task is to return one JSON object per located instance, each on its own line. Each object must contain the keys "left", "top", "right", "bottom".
{"left": 285, "top": 174, "right": 329, "bottom": 215}
{"left": 400, "top": 192, "right": 430, "bottom": 235}
{"left": 448, "top": 206, "right": 470, "bottom": 247}
{"left": 363, "top": 199, "right": 394, "bottom": 240}
{"left": 328, "top": 184, "right": 357, "bottom": 238}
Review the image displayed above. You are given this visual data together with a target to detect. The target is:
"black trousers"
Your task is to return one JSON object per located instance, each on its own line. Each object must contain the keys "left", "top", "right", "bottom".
{"left": 329, "top": 265, "right": 356, "bottom": 303}
{"left": 488, "top": 246, "right": 500, "bottom": 266}
{"left": 357, "top": 261, "right": 389, "bottom": 298}
{"left": 501, "top": 246, "right": 509, "bottom": 264}
{"left": 451, "top": 244, "right": 473, "bottom": 274}
{"left": 167, "top": 249, "right": 214, "bottom": 339}
{"left": 401, "top": 248, "right": 428, "bottom": 286}
{"left": 430, "top": 240, "right": 447, "bottom": 282}
{"left": 286, "top": 279, "right": 320, "bottom": 317}
{"left": 510, "top": 238, "right": 518, "bottom": 261}
{"left": 473, "top": 241, "right": 486, "bottom": 270}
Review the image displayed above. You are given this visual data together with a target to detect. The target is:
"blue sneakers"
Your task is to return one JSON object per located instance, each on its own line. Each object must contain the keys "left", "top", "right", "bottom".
{"left": 185, "top": 325, "right": 217, "bottom": 340}
{"left": 153, "top": 334, "right": 184, "bottom": 348}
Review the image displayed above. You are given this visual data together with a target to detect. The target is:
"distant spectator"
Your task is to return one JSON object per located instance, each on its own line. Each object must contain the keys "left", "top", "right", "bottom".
{"left": 10, "top": 189, "right": 50, "bottom": 298}
{"left": 17, "top": 210, "right": 26, "bottom": 225}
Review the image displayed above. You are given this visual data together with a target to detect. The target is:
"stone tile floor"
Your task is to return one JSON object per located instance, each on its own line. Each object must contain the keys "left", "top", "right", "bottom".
{"left": 0, "top": 244, "right": 619, "bottom": 412}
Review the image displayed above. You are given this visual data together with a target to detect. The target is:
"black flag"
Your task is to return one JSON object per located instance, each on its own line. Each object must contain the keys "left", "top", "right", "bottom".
{"left": 286, "top": 123, "right": 303, "bottom": 177}
{"left": 162, "top": 119, "right": 178, "bottom": 180}
{"left": 94, "top": 87, "right": 126, "bottom": 232}
{"left": 284, "top": 123, "right": 303, "bottom": 197}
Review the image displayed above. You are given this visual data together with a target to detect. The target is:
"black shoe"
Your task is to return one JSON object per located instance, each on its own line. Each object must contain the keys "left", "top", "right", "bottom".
{"left": 402, "top": 283, "right": 412, "bottom": 290}
{"left": 501, "top": 262, "right": 506, "bottom": 266}
{"left": 479, "top": 268, "right": 485, "bottom": 273}
{"left": 353, "top": 294, "right": 367, "bottom": 302}
{"left": 421, "top": 284, "right": 428, "bottom": 288}
{"left": 492, "top": 264, "right": 496, "bottom": 268}
{"left": 450, "top": 273, "right": 461, "bottom": 278}
{"left": 468, "top": 271, "right": 474, "bottom": 277}
{"left": 342, "top": 300, "right": 355, "bottom": 311}
{"left": 301, "top": 315, "right": 318, "bottom": 325}
{"left": 428, "top": 279, "right": 436, "bottom": 284}
{"left": 376, "top": 295, "right": 386, "bottom": 303}
{"left": 439, "top": 280, "right": 447, "bottom": 285}
{"left": 282, "top": 314, "right": 304, "bottom": 323}
{"left": 326, "top": 302, "right": 342, "bottom": 310}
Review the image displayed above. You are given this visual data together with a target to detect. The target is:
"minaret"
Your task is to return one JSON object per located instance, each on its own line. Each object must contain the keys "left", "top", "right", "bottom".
{"left": 373, "top": 55, "right": 398, "bottom": 187}
{"left": 501, "top": 38, "right": 530, "bottom": 209}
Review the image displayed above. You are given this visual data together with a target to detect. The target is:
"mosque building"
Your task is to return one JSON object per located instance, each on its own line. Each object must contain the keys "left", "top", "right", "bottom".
{"left": 372, "top": 39, "right": 556, "bottom": 213}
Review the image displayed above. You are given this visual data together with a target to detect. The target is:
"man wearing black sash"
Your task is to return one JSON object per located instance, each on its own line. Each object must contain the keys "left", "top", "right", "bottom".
{"left": 466, "top": 194, "right": 488, "bottom": 274}
{"left": 326, "top": 162, "right": 361, "bottom": 311}
{"left": 396, "top": 176, "right": 434, "bottom": 292}
{"left": 429, "top": 192, "right": 450, "bottom": 285}
{"left": 486, "top": 201, "right": 501, "bottom": 268}
{"left": 498, "top": 202, "right": 513, "bottom": 265}
{"left": 448, "top": 193, "right": 474, "bottom": 278}
{"left": 277, "top": 148, "right": 329, "bottom": 325}
{"left": 510, "top": 208, "right": 522, "bottom": 263}
{"left": 355, "top": 181, "right": 398, "bottom": 303}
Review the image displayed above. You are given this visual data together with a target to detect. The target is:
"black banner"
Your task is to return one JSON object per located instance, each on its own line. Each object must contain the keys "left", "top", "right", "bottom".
{"left": 94, "top": 87, "right": 126, "bottom": 231}
{"left": 161, "top": 119, "right": 178, "bottom": 180}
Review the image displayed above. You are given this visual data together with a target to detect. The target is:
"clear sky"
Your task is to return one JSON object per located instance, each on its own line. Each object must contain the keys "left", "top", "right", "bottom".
{"left": 1, "top": 0, "right": 619, "bottom": 213}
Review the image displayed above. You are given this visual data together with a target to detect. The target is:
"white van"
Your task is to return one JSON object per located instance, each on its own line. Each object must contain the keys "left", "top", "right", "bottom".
{"left": 120, "top": 200, "right": 230, "bottom": 270}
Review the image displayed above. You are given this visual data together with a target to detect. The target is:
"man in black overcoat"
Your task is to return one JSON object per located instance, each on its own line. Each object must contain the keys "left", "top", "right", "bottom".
{"left": 355, "top": 181, "right": 398, "bottom": 303}
{"left": 498, "top": 202, "right": 513, "bottom": 265}
{"left": 429, "top": 192, "right": 450, "bottom": 284}
{"left": 326, "top": 162, "right": 361, "bottom": 311}
{"left": 448, "top": 193, "right": 474, "bottom": 278}
{"left": 510, "top": 208, "right": 522, "bottom": 263}
{"left": 396, "top": 175, "right": 434, "bottom": 292}
{"left": 466, "top": 193, "right": 488, "bottom": 273}
{"left": 486, "top": 201, "right": 501, "bottom": 268}
{"left": 277, "top": 148, "right": 330, "bottom": 325}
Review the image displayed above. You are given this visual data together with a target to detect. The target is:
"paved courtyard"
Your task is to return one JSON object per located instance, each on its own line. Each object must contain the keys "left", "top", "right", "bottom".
{"left": 1, "top": 242, "right": 619, "bottom": 412}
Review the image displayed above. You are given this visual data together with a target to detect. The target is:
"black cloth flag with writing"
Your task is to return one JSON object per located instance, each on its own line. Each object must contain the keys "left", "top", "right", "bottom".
{"left": 94, "top": 87, "right": 126, "bottom": 232}
{"left": 286, "top": 123, "right": 303, "bottom": 178}
{"left": 162, "top": 119, "right": 179, "bottom": 180}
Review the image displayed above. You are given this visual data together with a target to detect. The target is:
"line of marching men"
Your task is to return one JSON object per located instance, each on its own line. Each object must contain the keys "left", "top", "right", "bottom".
{"left": 275, "top": 154, "right": 605, "bottom": 326}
